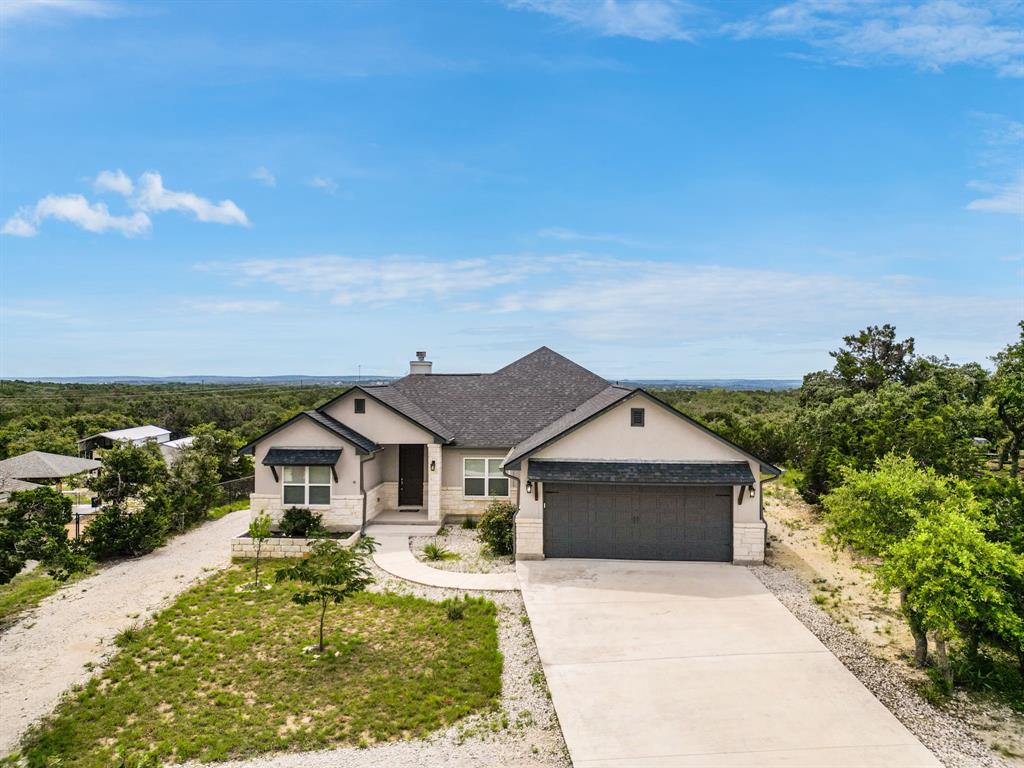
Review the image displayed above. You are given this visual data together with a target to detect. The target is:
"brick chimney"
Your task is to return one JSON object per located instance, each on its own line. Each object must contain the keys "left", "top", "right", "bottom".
{"left": 409, "top": 350, "right": 432, "bottom": 375}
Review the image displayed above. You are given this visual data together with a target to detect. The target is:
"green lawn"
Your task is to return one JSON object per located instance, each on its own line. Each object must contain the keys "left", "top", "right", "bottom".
{"left": 206, "top": 499, "right": 249, "bottom": 520}
{"left": 0, "top": 569, "right": 87, "bottom": 631}
{"left": 15, "top": 564, "right": 502, "bottom": 767}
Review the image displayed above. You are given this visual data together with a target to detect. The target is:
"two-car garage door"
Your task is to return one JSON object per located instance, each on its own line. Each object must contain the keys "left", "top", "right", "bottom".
{"left": 542, "top": 483, "right": 733, "bottom": 561}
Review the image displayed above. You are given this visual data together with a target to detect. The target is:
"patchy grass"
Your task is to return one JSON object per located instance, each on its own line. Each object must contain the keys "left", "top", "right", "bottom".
{"left": 206, "top": 499, "right": 249, "bottom": 521}
{"left": 0, "top": 568, "right": 88, "bottom": 631}
{"left": 15, "top": 563, "right": 502, "bottom": 767}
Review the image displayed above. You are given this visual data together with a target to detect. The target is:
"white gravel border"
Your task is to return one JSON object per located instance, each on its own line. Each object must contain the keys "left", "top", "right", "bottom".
{"left": 410, "top": 528, "right": 515, "bottom": 574}
{"left": 186, "top": 562, "right": 569, "bottom": 768}
{"left": 751, "top": 564, "right": 1012, "bottom": 768}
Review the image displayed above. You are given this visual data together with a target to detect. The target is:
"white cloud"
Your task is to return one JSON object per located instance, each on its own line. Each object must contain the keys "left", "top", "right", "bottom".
{"left": 966, "top": 173, "right": 1024, "bottom": 216}
{"left": 251, "top": 167, "right": 276, "bottom": 187}
{"left": 210, "top": 252, "right": 1015, "bottom": 347}
{"left": 538, "top": 226, "right": 658, "bottom": 248}
{"left": 93, "top": 169, "right": 134, "bottom": 196}
{"left": 509, "top": 0, "right": 694, "bottom": 41}
{"left": 2, "top": 194, "right": 150, "bottom": 237}
{"left": 184, "top": 299, "right": 282, "bottom": 313}
{"left": 309, "top": 176, "right": 338, "bottom": 194}
{"left": 727, "top": 0, "right": 1024, "bottom": 77}
{"left": 0, "top": 0, "right": 122, "bottom": 25}
{"left": 134, "top": 171, "right": 250, "bottom": 226}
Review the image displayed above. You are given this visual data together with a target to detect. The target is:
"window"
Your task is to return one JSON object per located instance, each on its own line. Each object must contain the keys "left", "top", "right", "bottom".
{"left": 282, "top": 466, "right": 332, "bottom": 506}
{"left": 463, "top": 458, "right": 509, "bottom": 497}
{"left": 631, "top": 407, "right": 645, "bottom": 427}
{"left": 354, "top": 398, "right": 366, "bottom": 414}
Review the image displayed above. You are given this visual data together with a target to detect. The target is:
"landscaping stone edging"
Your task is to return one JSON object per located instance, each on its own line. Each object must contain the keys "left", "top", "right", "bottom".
{"left": 231, "top": 531, "right": 360, "bottom": 559}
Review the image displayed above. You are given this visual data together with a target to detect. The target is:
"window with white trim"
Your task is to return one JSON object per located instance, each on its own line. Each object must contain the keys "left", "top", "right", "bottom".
{"left": 463, "top": 458, "right": 509, "bottom": 497}
{"left": 282, "top": 466, "right": 332, "bottom": 506}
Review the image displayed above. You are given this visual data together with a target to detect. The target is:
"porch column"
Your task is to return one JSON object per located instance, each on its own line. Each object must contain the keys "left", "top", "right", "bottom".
{"left": 426, "top": 443, "right": 442, "bottom": 522}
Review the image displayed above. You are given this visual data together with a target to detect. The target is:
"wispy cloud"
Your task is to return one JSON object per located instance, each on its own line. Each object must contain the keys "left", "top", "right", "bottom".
{"left": 184, "top": 299, "right": 282, "bottom": 313}
{"left": 965, "top": 113, "right": 1024, "bottom": 217}
{"left": 2, "top": 195, "right": 150, "bottom": 237}
{"left": 309, "top": 176, "right": 339, "bottom": 194}
{"left": 727, "top": 0, "right": 1024, "bottom": 77}
{"left": 509, "top": 0, "right": 695, "bottom": 41}
{"left": 538, "top": 226, "right": 659, "bottom": 248}
{"left": 93, "top": 169, "right": 133, "bottom": 196}
{"left": 967, "top": 173, "right": 1024, "bottom": 217}
{"left": 251, "top": 167, "right": 277, "bottom": 188}
{"left": 207, "top": 252, "right": 1015, "bottom": 345}
{"left": 3, "top": 170, "right": 250, "bottom": 237}
{"left": 0, "top": 0, "right": 123, "bottom": 25}
{"left": 134, "top": 171, "right": 250, "bottom": 226}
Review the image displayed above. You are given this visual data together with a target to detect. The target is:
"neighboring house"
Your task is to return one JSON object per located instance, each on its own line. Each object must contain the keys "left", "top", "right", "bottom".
{"left": 158, "top": 435, "right": 196, "bottom": 463}
{"left": 0, "top": 451, "right": 102, "bottom": 489}
{"left": 241, "top": 348, "right": 781, "bottom": 564}
{"left": 0, "top": 477, "right": 42, "bottom": 502}
{"left": 78, "top": 425, "right": 172, "bottom": 459}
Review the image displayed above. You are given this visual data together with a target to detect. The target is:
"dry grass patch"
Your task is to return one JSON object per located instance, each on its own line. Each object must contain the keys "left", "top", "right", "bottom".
{"left": 14, "top": 563, "right": 502, "bottom": 767}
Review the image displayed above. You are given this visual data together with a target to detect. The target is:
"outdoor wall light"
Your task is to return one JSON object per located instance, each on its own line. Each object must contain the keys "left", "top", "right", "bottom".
{"left": 749, "top": 485, "right": 756, "bottom": 498}
{"left": 525, "top": 480, "right": 533, "bottom": 494}
{"left": 430, "top": 459, "right": 436, "bottom": 471}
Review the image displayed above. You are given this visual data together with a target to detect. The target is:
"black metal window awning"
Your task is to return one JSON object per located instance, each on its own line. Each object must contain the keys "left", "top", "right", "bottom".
{"left": 263, "top": 447, "right": 342, "bottom": 466}
{"left": 527, "top": 460, "right": 755, "bottom": 486}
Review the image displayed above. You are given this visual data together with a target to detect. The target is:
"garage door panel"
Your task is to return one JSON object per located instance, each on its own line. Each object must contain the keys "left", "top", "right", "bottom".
{"left": 543, "top": 483, "right": 732, "bottom": 562}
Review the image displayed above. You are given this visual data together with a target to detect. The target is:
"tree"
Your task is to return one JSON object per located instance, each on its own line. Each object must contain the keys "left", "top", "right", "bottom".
{"left": 247, "top": 513, "right": 272, "bottom": 588}
{"left": 0, "top": 487, "right": 90, "bottom": 584}
{"left": 878, "top": 509, "right": 1024, "bottom": 688}
{"left": 88, "top": 442, "right": 168, "bottom": 506}
{"left": 830, "top": 324, "right": 916, "bottom": 392}
{"left": 821, "top": 454, "right": 974, "bottom": 665}
{"left": 275, "top": 537, "right": 376, "bottom": 653}
{"left": 165, "top": 443, "right": 220, "bottom": 532}
{"left": 991, "top": 321, "right": 1024, "bottom": 478}
{"left": 189, "top": 423, "right": 253, "bottom": 481}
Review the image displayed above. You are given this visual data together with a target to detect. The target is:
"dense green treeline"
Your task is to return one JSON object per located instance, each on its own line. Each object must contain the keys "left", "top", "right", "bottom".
{"left": 0, "top": 382, "right": 348, "bottom": 459}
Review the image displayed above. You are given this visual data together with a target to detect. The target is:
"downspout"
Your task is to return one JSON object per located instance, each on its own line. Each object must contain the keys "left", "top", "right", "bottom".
{"left": 502, "top": 462, "right": 521, "bottom": 560}
{"left": 759, "top": 468, "right": 784, "bottom": 550}
{"left": 359, "top": 451, "right": 380, "bottom": 536}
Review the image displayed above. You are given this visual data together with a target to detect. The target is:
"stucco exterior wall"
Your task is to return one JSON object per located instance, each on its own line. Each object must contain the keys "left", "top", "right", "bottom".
{"left": 321, "top": 391, "right": 435, "bottom": 444}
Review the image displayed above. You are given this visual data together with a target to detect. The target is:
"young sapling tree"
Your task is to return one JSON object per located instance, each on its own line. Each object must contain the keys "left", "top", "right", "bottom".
{"left": 248, "top": 512, "right": 272, "bottom": 588}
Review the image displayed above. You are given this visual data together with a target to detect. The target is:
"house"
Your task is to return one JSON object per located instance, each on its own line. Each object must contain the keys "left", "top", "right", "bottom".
{"left": 240, "top": 348, "right": 782, "bottom": 564}
{"left": 0, "top": 451, "right": 102, "bottom": 488}
{"left": 78, "top": 425, "right": 172, "bottom": 459}
{"left": 158, "top": 436, "right": 196, "bottom": 463}
{"left": 0, "top": 477, "right": 43, "bottom": 502}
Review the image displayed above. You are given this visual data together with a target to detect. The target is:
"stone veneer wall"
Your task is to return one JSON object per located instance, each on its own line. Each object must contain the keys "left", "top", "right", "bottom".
{"left": 439, "top": 487, "right": 505, "bottom": 517}
{"left": 248, "top": 493, "right": 363, "bottom": 530}
{"left": 732, "top": 521, "right": 766, "bottom": 565}
{"left": 231, "top": 530, "right": 362, "bottom": 559}
{"left": 514, "top": 517, "right": 543, "bottom": 560}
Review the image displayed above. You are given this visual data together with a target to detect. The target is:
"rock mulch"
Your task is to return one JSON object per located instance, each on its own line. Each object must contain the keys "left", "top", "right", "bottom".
{"left": 186, "top": 562, "right": 569, "bottom": 768}
{"left": 751, "top": 564, "right": 1012, "bottom": 768}
{"left": 410, "top": 528, "right": 515, "bottom": 574}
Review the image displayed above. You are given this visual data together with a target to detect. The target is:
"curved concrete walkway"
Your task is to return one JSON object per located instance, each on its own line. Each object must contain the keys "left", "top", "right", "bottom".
{"left": 365, "top": 524, "right": 519, "bottom": 591}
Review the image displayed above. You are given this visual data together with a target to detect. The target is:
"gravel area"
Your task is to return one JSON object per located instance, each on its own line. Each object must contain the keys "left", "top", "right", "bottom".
{"left": 186, "top": 561, "right": 569, "bottom": 768}
{"left": 0, "top": 508, "right": 250, "bottom": 756}
{"left": 751, "top": 564, "right": 1012, "bottom": 768}
{"left": 410, "top": 528, "right": 515, "bottom": 574}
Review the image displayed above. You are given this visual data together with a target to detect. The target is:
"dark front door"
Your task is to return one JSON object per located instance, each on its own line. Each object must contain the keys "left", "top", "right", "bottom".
{"left": 543, "top": 483, "right": 732, "bottom": 561}
{"left": 398, "top": 444, "right": 425, "bottom": 507}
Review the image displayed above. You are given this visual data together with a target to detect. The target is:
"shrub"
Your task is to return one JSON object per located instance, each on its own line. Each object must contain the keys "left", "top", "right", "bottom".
{"left": 278, "top": 507, "right": 324, "bottom": 538}
{"left": 422, "top": 540, "right": 457, "bottom": 561}
{"left": 84, "top": 503, "right": 169, "bottom": 560}
{"left": 478, "top": 500, "right": 516, "bottom": 556}
{"left": 461, "top": 516, "right": 478, "bottom": 530}
{"left": 0, "top": 487, "right": 90, "bottom": 584}
{"left": 445, "top": 598, "right": 467, "bottom": 621}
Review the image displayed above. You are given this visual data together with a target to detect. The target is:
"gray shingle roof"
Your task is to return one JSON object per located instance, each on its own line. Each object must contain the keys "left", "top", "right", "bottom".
{"left": 263, "top": 448, "right": 343, "bottom": 466}
{"left": 379, "top": 347, "right": 612, "bottom": 447}
{"left": 527, "top": 460, "right": 756, "bottom": 485}
{"left": 303, "top": 411, "right": 381, "bottom": 454}
{"left": 0, "top": 451, "right": 101, "bottom": 480}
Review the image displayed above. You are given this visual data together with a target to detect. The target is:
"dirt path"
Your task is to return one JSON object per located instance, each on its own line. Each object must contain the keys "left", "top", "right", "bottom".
{"left": 0, "top": 509, "right": 249, "bottom": 755}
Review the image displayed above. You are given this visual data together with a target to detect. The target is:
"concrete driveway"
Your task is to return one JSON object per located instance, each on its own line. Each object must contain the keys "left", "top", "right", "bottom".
{"left": 518, "top": 560, "right": 940, "bottom": 768}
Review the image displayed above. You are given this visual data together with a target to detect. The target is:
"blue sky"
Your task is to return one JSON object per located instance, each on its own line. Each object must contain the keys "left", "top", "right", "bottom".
{"left": 1, "top": 0, "right": 1021, "bottom": 379}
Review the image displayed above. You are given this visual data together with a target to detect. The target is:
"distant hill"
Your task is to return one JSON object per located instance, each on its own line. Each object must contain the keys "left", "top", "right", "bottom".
{"left": 16, "top": 375, "right": 800, "bottom": 390}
